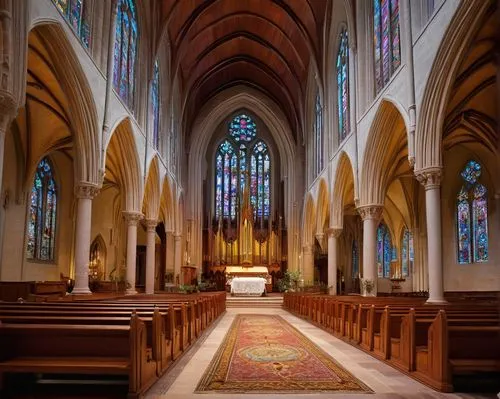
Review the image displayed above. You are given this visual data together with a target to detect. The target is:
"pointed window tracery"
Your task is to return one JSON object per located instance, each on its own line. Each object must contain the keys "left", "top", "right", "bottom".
{"left": 337, "top": 28, "right": 349, "bottom": 142}
{"left": 377, "top": 222, "right": 392, "bottom": 278}
{"left": 52, "top": 0, "right": 91, "bottom": 47}
{"left": 26, "top": 158, "right": 57, "bottom": 261}
{"left": 151, "top": 60, "right": 160, "bottom": 150}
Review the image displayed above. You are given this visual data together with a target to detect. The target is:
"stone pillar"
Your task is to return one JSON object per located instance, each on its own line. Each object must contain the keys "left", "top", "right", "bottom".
{"left": 327, "top": 228, "right": 342, "bottom": 295}
{"left": 302, "top": 244, "right": 314, "bottom": 285}
{"left": 416, "top": 169, "right": 447, "bottom": 304}
{"left": 72, "top": 183, "right": 100, "bottom": 294}
{"left": 144, "top": 219, "right": 157, "bottom": 295}
{"left": 123, "top": 211, "right": 142, "bottom": 294}
{"left": 173, "top": 233, "right": 182, "bottom": 285}
{"left": 357, "top": 206, "right": 383, "bottom": 296}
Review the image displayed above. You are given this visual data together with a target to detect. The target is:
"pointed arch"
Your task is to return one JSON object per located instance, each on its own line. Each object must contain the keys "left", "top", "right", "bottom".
{"left": 359, "top": 99, "right": 408, "bottom": 206}
{"left": 303, "top": 193, "right": 316, "bottom": 246}
{"left": 331, "top": 151, "right": 356, "bottom": 228}
{"left": 159, "top": 175, "right": 175, "bottom": 232}
{"left": 415, "top": 0, "right": 492, "bottom": 171}
{"left": 315, "top": 178, "right": 329, "bottom": 234}
{"left": 104, "top": 118, "right": 143, "bottom": 212}
{"left": 143, "top": 155, "right": 161, "bottom": 220}
{"left": 27, "top": 23, "right": 100, "bottom": 185}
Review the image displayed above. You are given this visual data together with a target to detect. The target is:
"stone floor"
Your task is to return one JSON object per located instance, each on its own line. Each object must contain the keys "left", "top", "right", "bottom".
{"left": 145, "top": 308, "right": 498, "bottom": 399}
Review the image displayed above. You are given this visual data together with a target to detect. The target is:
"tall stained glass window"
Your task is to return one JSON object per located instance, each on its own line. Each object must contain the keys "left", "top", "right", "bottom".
{"left": 26, "top": 158, "right": 57, "bottom": 261}
{"left": 457, "top": 160, "right": 488, "bottom": 264}
{"left": 374, "top": 0, "right": 401, "bottom": 93}
{"left": 52, "top": 0, "right": 91, "bottom": 47}
{"left": 352, "top": 240, "right": 359, "bottom": 278}
{"left": 151, "top": 60, "right": 160, "bottom": 150}
{"left": 337, "top": 28, "right": 349, "bottom": 142}
{"left": 113, "top": 0, "right": 138, "bottom": 109}
{"left": 215, "top": 114, "right": 271, "bottom": 220}
{"left": 377, "top": 222, "right": 392, "bottom": 278}
{"left": 401, "top": 228, "right": 413, "bottom": 277}
{"left": 314, "top": 91, "right": 323, "bottom": 176}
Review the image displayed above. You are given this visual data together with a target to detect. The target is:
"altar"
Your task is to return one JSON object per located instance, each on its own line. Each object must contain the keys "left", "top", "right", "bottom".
{"left": 230, "top": 276, "right": 266, "bottom": 296}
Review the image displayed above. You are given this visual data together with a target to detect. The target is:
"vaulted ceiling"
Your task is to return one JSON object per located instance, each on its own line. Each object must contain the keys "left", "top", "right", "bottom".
{"left": 159, "top": 0, "right": 329, "bottom": 142}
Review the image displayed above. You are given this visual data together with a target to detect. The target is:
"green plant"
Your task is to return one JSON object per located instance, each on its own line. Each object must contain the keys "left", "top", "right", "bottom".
{"left": 178, "top": 284, "right": 197, "bottom": 294}
{"left": 277, "top": 270, "right": 301, "bottom": 292}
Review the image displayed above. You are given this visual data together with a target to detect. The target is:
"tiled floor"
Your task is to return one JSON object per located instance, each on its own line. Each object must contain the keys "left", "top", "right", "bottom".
{"left": 145, "top": 308, "right": 496, "bottom": 399}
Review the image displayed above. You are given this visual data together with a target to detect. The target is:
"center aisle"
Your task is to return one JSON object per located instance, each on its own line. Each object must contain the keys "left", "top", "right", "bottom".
{"left": 145, "top": 307, "right": 471, "bottom": 399}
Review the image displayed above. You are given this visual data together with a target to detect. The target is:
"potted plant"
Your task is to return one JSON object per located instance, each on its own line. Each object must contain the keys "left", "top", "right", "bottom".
{"left": 277, "top": 270, "right": 301, "bottom": 292}
{"left": 361, "top": 278, "right": 375, "bottom": 296}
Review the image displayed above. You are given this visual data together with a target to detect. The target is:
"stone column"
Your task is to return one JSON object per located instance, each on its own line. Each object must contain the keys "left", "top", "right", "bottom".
{"left": 144, "top": 219, "right": 157, "bottom": 295}
{"left": 327, "top": 228, "right": 342, "bottom": 295}
{"left": 416, "top": 169, "right": 447, "bottom": 304}
{"left": 72, "top": 183, "right": 100, "bottom": 294}
{"left": 357, "top": 206, "right": 383, "bottom": 296}
{"left": 302, "top": 244, "right": 314, "bottom": 285}
{"left": 123, "top": 211, "right": 142, "bottom": 294}
{"left": 173, "top": 233, "right": 182, "bottom": 285}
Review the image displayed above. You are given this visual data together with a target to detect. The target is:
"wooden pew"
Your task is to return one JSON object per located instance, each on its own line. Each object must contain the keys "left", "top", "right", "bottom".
{"left": 0, "top": 313, "right": 157, "bottom": 398}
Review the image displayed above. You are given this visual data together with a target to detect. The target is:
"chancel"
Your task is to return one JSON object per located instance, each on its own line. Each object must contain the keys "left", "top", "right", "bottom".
{"left": 0, "top": 0, "right": 498, "bottom": 398}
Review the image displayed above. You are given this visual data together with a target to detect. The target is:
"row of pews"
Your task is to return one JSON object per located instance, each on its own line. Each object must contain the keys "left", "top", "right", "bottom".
{"left": 283, "top": 293, "right": 500, "bottom": 392}
{"left": 0, "top": 292, "right": 226, "bottom": 398}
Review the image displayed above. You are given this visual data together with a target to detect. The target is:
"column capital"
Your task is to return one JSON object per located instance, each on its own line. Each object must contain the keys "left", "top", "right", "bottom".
{"left": 0, "top": 92, "right": 17, "bottom": 132}
{"left": 173, "top": 233, "right": 182, "bottom": 241}
{"left": 357, "top": 205, "right": 383, "bottom": 221}
{"left": 415, "top": 167, "right": 442, "bottom": 190}
{"left": 123, "top": 211, "right": 143, "bottom": 226}
{"left": 302, "top": 244, "right": 312, "bottom": 254}
{"left": 143, "top": 218, "right": 158, "bottom": 232}
{"left": 75, "top": 182, "right": 100, "bottom": 199}
{"left": 326, "top": 227, "right": 342, "bottom": 238}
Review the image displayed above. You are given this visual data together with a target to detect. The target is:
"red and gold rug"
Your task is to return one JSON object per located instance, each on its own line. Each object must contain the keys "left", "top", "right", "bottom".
{"left": 196, "top": 314, "right": 372, "bottom": 393}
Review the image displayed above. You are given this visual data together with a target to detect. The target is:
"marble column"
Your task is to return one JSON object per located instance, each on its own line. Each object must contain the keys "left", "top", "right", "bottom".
{"left": 302, "top": 244, "right": 314, "bottom": 285}
{"left": 327, "top": 228, "right": 342, "bottom": 295}
{"left": 416, "top": 169, "right": 447, "bottom": 304}
{"left": 123, "top": 211, "right": 142, "bottom": 294}
{"left": 144, "top": 219, "right": 157, "bottom": 295}
{"left": 72, "top": 183, "right": 100, "bottom": 294}
{"left": 173, "top": 233, "right": 182, "bottom": 285}
{"left": 357, "top": 206, "right": 383, "bottom": 296}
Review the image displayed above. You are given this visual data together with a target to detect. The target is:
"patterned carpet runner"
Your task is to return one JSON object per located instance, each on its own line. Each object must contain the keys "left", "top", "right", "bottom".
{"left": 196, "top": 314, "right": 372, "bottom": 393}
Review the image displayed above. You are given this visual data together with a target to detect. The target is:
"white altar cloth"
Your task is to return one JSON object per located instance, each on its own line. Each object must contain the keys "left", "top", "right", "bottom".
{"left": 230, "top": 277, "right": 266, "bottom": 296}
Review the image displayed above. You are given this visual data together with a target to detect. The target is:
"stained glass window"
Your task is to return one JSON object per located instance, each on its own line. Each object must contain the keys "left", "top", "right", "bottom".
{"left": 113, "top": 0, "right": 138, "bottom": 110}
{"left": 52, "top": 0, "right": 91, "bottom": 47}
{"left": 457, "top": 160, "right": 488, "bottom": 264}
{"left": 314, "top": 91, "right": 323, "bottom": 176}
{"left": 337, "top": 28, "right": 349, "bottom": 142}
{"left": 377, "top": 222, "right": 392, "bottom": 278}
{"left": 352, "top": 240, "right": 359, "bottom": 278}
{"left": 401, "top": 228, "right": 413, "bottom": 277}
{"left": 26, "top": 158, "right": 57, "bottom": 261}
{"left": 215, "top": 115, "right": 271, "bottom": 220}
{"left": 151, "top": 60, "right": 160, "bottom": 150}
{"left": 373, "top": 0, "right": 401, "bottom": 93}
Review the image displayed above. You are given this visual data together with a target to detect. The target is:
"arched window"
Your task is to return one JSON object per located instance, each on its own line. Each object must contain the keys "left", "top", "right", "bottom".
{"left": 52, "top": 0, "right": 91, "bottom": 47}
{"left": 26, "top": 158, "right": 57, "bottom": 261}
{"left": 151, "top": 60, "right": 160, "bottom": 150}
{"left": 373, "top": 0, "right": 401, "bottom": 93}
{"left": 89, "top": 235, "right": 106, "bottom": 280}
{"left": 377, "top": 222, "right": 392, "bottom": 278}
{"left": 314, "top": 91, "right": 323, "bottom": 176}
{"left": 352, "top": 240, "right": 359, "bottom": 278}
{"left": 401, "top": 228, "right": 413, "bottom": 277}
{"left": 337, "top": 28, "right": 349, "bottom": 142}
{"left": 113, "top": 0, "right": 138, "bottom": 109}
{"left": 215, "top": 114, "right": 270, "bottom": 220}
{"left": 457, "top": 160, "right": 488, "bottom": 264}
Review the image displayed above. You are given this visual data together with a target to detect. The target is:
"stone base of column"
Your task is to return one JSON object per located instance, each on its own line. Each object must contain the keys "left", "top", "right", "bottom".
{"left": 126, "top": 288, "right": 137, "bottom": 295}
{"left": 425, "top": 298, "right": 448, "bottom": 305}
{"left": 71, "top": 287, "right": 92, "bottom": 295}
{"left": 328, "top": 287, "right": 337, "bottom": 296}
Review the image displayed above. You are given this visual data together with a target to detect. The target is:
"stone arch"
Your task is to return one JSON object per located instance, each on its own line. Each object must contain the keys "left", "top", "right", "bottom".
{"left": 159, "top": 175, "right": 175, "bottom": 232}
{"left": 175, "top": 189, "right": 184, "bottom": 235}
{"left": 415, "top": 0, "right": 492, "bottom": 172}
{"left": 104, "top": 118, "right": 143, "bottom": 212}
{"left": 315, "top": 178, "right": 329, "bottom": 235}
{"left": 359, "top": 99, "right": 408, "bottom": 206}
{"left": 331, "top": 151, "right": 356, "bottom": 228}
{"left": 142, "top": 155, "right": 161, "bottom": 220}
{"left": 303, "top": 193, "right": 316, "bottom": 247}
{"left": 26, "top": 22, "right": 100, "bottom": 185}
